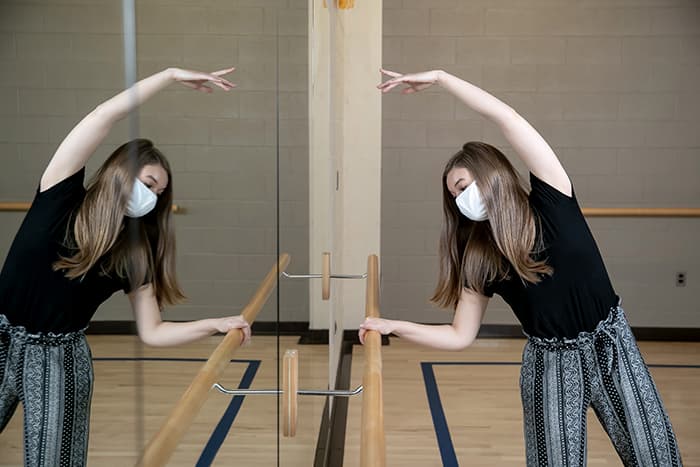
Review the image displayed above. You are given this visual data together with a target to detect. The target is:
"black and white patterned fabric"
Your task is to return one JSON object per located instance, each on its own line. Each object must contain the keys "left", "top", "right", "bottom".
{"left": 520, "top": 306, "right": 682, "bottom": 466}
{"left": 0, "top": 315, "right": 93, "bottom": 466}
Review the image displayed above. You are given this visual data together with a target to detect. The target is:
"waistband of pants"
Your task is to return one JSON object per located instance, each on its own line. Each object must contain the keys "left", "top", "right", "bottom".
{"left": 0, "top": 314, "right": 87, "bottom": 346}
{"left": 524, "top": 304, "right": 624, "bottom": 351}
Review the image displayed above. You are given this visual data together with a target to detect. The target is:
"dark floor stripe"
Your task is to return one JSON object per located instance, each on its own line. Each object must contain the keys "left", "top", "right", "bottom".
{"left": 92, "top": 357, "right": 255, "bottom": 363}
{"left": 195, "top": 360, "right": 261, "bottom": 467}
{"left": 421, "top": 360, "right": 698, "bottom": 466}
{"left": 420, "top": 362, "right": 459, "bottom": 467}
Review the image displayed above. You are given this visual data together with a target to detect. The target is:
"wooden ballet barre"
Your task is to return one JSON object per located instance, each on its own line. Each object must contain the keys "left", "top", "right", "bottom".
{"left": 136, "top": 253, "right": 291, "bottom": 467}
{"left": 2, "top": 203, "right": 697, "bottom": 218}
{"left": 361, "top": 254, "right": 386, "bottom": 467}
{"left": 0, "top": 202, "right": 181, "bottom": 213}
{"left": 582, "top": 208, "right": 700, "bottom": 217}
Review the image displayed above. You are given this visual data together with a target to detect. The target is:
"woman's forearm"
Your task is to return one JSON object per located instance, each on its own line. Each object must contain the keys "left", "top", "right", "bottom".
{"left": 92, "top": 68, "right": 176, "bottom": 123}
{"left": 391, "top": 320, "right": 475, "bottom": 351}
{"left": 140, "top": 319, "right": 220, "bottom": 347}
{"left": 436, "top": 70, "right": 518, "bottom": 127}
{"left": 41, "top": 69, "right": 178, "bottom": 190}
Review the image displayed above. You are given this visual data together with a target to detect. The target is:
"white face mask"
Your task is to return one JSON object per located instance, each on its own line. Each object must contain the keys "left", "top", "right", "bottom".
{"left": 126, "top": 178, "right": 158, "bottom": 218}
{"left": 455, "top": 181, "right": 488, "bottom": 221}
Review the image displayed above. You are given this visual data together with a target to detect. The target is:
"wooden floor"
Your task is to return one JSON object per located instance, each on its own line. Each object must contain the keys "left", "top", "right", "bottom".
{"left": 0, "top": 335, "right": 330, "bottom": 467}
{"left": 346, "top": 338, "right": 700, "bottom": 467}
{"left": 1, "top": 335, "right": 698, "bottom": 466}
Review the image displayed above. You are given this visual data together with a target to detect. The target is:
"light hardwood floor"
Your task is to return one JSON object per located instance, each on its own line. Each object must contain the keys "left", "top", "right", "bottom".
{"left": 1, "top": 336, "right": 698, "bottom": 466}
{"left": 0, "top": 335, "right": 329, "bottom": 467}
{"left": 345, "top": 338, "right": 700, "bottom": 467}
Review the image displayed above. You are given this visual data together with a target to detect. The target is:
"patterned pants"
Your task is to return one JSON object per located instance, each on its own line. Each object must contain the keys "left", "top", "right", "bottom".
{"left": 520, "top": 306, "right": 683, "bottom": 466}
{"left": 0, "top": 315, "right": 93, "bottom": 467}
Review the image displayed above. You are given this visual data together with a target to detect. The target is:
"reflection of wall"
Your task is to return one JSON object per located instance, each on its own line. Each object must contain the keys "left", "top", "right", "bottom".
{"left": 381, "top": 2, "right": 700, "bottom": 328}
{"left": 0, "top": 2, "right": 309, "bottom": 323}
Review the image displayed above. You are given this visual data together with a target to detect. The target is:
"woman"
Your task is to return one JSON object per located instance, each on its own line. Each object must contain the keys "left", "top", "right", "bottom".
{"left": 360, "top": 69, "right": 682, "bottom": 466}
{"left": 0, "top": 67, "right": 251, "bottom": 466}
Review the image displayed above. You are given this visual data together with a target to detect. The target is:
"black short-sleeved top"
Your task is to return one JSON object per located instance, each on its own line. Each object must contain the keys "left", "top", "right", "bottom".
{"left": 0, "top": 169, "right": 128, "bottom": 333}
{"left": 484, "top": 173, "right": 618, "bottom": 339}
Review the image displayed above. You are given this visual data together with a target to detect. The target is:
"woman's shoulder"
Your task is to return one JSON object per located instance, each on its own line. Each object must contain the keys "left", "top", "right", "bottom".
{"left": 528, "top": 172, "right": 581, "bottom": 220}
{"left": 25, "top": 168, "right": 86, "bottom": 235}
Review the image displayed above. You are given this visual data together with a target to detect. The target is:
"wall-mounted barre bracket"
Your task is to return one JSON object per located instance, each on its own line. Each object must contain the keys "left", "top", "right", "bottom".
{"left": 212, "top": 349, "right": 361, "bottom": 437}
{"left": 212, "top": 383, "right": 363, "bottom": 397}
{"left": 282, "top": 273, "right": 367, "bottom": 279}
{"left": 282, "top": 252, "right": 366, "bottom": 300}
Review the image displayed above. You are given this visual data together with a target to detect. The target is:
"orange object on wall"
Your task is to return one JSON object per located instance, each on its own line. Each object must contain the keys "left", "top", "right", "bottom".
{"left": 323, "top": 0, "right": 355, "bottom": 9}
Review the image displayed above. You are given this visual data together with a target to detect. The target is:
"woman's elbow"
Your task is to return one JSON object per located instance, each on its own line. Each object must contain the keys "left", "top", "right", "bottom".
{"left": 453, "top": 336, "right": 475, "bottom": 351}
{"left": 138, "top": 332, "right": 156, "bottom": 347}
{"left": 137, "top": 327, "right": 163, "bottom": 347}
{"left": 446, "top": 331, "right": 476, "bottom": 351}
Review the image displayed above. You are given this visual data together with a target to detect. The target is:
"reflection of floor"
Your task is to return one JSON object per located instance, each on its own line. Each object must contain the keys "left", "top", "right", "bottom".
{"left": 0, "top": 335, "right": 329, "bottom": 467}
{"left": 345, "top": 338, "right": 700, "bottom": 467}
{"left": 2, "top": 336, "right": 698, "bottom": 466}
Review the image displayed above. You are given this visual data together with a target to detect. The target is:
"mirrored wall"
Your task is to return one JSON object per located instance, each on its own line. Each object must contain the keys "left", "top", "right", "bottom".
{"left": 0, "top": 0, "right": 316, "bottom": 465}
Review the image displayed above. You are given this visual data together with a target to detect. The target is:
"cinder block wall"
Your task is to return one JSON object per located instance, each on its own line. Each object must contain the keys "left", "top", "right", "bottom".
{"left": 0, "top": 0, "right": 309, "bottom": 324}
{"left": 380, "top": 1, "right": 700, "bottom": 328}
{"left": 2, "top": 1, "right": 699, "bottom": 331}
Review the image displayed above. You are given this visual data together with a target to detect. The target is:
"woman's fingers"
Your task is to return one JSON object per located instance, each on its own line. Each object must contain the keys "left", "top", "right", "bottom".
{"left": 179, "top": 80, "right": 214, "bottom": 93}
{"left": 358, "top": 327, "right": 366, "bottom": 345}
{"left": 380, "top": 68, "right": 402, "bottom": 78}
{"left": 209, "top": 68, "right": 237, "bottom": 89}
{"left": 377, "top": 68, "right": 406, "bottom": 90}
{"left": 377, "top": 80, "right": 404, "bottom": 93}
{"left": 240, "top": 325, "right": 251, "bottom": 345}
{"left": 378, "top": 69, "right": 439, "bottom": 94}
{"left": 359, "top": 318, "right": 387, "bottom": 345}
{"left": 174, "top": 68, "right": 236, "bottom": 91}
{"left": 211, "top": 66, "right": 236, "bottom": 77}
{"left": 210, "top": 80, "right": 233, "bottom": 91}
{"left": 229, "top": 316, "right": 251, "bottom": 344}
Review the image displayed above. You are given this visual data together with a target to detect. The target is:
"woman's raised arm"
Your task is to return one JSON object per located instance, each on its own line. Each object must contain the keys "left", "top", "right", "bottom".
{"left": 40, "top": 67, "right": 236, "bottom": 192}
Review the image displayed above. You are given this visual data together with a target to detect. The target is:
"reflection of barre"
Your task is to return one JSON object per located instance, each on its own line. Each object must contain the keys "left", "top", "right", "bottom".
{"left": 0, "top": 201, "right": 182, "bottom": 213}
{"left": 361, "top": 254, "right": 386, "bottom": 467}
{"left": 212, "top": 383, "right": 364, "bottom": 397}
{"left": 213, "top": 349, "right": 363, "bottom": 438}
{"left": 3, "top": 203, "right": 698, "bottom": 218}
{"left": 283, "top": 252, "right": 367, "bottom": 300}
{"left": 582, "top": 208, "right": 700, "bottom": 217}
{"left": 137, "top": 253, "right": 290, "bottom": 467}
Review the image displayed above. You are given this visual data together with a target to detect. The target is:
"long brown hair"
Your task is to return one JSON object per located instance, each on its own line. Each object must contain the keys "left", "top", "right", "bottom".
{"left": 53, "top": 138, "right": 185, "bottom": 307}
{"left": 431, "top": 142, "right": 552, "bottom": 309}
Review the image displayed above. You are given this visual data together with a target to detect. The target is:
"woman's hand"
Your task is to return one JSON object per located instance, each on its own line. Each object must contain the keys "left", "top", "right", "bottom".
{"left": 170, "top": 67, "right": 237, "bottom": 93}
{"left": 212, "top": 315, "right": 251, "bottom": 345}
{"left": 358, "top": 317, "right": 396, "bottom": 345}
{"left": 377, "top": 68, "right": 442, "bottom": 94}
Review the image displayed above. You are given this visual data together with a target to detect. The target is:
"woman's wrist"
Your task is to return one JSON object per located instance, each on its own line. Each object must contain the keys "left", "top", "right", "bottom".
{"left": 435, "top": 69, "right": 448, "bottom": 86}
{"left": 200, "top": 318, "right": 219, "bottom": 335}
{"left": 163, "top": 67, "right": 178, "bottom": 82}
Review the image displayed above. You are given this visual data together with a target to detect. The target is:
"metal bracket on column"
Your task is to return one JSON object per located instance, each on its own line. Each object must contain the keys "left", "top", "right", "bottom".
{"left": 212, "top": 384, "right": 363, "bottom": 397}
{"left": 282, "top": 252, "right": 366, "bottom": 300}
{"left": 212, "top": 349, "right": 362, "bottom": 438}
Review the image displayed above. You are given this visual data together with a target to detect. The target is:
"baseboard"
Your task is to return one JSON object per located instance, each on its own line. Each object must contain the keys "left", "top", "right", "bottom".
{"left": 85, "top": 321, "right": 700, "bottom": 342}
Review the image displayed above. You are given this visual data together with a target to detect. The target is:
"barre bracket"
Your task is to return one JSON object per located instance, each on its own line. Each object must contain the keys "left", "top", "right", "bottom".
{"left": 212, "top": 349, "right": 362, "bottom": 437}
{"left": 282, "top": 252, "right": 366, "bottom": 300}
